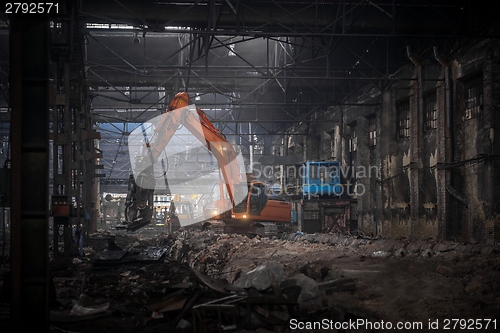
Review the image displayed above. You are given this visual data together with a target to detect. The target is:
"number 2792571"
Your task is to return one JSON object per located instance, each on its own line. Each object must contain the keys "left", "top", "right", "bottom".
{"left": 5, "top": 3, "right": 59, "bottom": 14}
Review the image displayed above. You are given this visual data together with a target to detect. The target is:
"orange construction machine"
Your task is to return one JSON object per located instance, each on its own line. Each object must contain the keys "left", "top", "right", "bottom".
{"left": 124, "top": 92, "right": 291, "bottom": 234}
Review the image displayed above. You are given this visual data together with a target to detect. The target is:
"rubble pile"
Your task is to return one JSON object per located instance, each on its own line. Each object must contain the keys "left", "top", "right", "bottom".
{"left": 156, "top": 230, "right": 345, "bottom": 282}
{"left": 47, "top": 229, "right": 500, "bottom": 332}
{"left": 157, "top": 230, "right": 500, "bottom": 325}
{"left": 156, "top": 230, "right": 270, "bottom": 277}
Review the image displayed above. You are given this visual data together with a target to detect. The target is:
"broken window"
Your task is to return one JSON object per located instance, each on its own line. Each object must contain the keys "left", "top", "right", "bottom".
{"left": 368, "top": 116, "right": 377, "bottom": 146}
{"left": 397, "top": 99, "right": 410, "bottom": 139}
{"left": 424, "top": 90, "right": 437, "bottom": 130}
{"left": 350, "top": 126, "right": 357, "bottom": 152}
{"left": 464, "top": 74, "right": 483, "bottom": 120}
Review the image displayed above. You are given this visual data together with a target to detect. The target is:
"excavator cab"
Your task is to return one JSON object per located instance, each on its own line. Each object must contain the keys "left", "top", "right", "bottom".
{"left": 230, "top": 182, "right": 267, "bottom": 217}
{"left": 203, "top": 181, "right": 267, "bottom": 218}
{"left": 248, "top": 182, "right": 268, "bottom": 216}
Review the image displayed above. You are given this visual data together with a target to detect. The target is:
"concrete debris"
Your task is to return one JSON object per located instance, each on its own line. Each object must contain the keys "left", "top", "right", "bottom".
{"left": 176, "top": 318, "right": 192, "bottom": 329}
{"left": 69, "top": 302, "right": 109, "bottom": 317}
{"left": 421, "top": 248, "right": 433, "bottom": 258}
{"left": 372, "top": 250, "right": 390, "bottom": 258}
{"left": 436, "top": 265, "right": 455, "bottom": 277}
{"left": 394, "top": 248, "right": 406, "bottom": 257}
{"left": 68, "top": 294, "right": 110, "bottom": 317}
{"left": 46, "top": 229, "right": 500, "bottom": 332}
{"left": 285, "top": 273, "right": 319, "bottom": 303}
{"left": 233, "top": 261, "right": 284, "bottom": 291}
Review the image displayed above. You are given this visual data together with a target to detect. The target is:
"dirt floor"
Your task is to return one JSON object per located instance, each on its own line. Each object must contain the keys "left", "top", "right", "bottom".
{"left": 44, "top": 227, "right": 499, "bottom": 332}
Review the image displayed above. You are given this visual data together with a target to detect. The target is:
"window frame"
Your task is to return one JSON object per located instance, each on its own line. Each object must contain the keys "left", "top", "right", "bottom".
{"left": 423, "top": 89, "right": 437, "bottom": 131}
{"left": 367, "top": 115, "right": 377, "bottom": 146}
{"left": 463, "top": 74, "right": 483, "bottom": 120}
{"left": 396, "top": 98, "right": 410, "bottom": 139}
{"left": 350, "top": 127, "right": 357, "bottom": 152}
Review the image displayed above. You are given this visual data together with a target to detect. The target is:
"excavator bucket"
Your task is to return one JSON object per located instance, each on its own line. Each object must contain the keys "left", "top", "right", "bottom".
{"left": 117, "top": 205, "right": 153, "bottom": 231}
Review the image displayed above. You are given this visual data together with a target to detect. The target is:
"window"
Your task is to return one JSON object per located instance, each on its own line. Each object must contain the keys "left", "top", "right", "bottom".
{"left": 424, "top": 90, "right": 437, "bottom": 130}
{"left": 368, "top": 116, "right": 377, "bottom": 146}
{"left": 464, "top": 74, "right": 483, "bottom": 120}
{"left": 350, "top": 128, "right": 357, "bottom": 152}
{"left": 397, "top": 99, "right": 410, "bottom": 139}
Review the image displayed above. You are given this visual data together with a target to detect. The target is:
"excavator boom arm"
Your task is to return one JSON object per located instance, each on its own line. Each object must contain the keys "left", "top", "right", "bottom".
{"left": 147, "top": 92, "right": 242, "bottom": 205}
{"left": 125, "top": 92, "right": 243, "bottom": 229}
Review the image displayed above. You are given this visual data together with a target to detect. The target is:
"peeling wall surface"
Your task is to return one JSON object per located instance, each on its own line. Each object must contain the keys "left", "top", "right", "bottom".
{"left": 282, "top": 37, "right": 500, "bottom": 244}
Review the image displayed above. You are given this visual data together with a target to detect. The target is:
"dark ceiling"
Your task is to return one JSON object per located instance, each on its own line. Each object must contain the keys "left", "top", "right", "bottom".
{"left": 76, "top": 0, "right": 499, "bottom": 128}
{"left": 80, "top": 0, "right": 499, "bottom": 115}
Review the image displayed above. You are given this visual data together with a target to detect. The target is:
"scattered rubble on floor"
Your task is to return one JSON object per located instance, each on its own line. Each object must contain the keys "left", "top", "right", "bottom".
{"left": 48, "top": 229, "right": 500, "bottom": 332}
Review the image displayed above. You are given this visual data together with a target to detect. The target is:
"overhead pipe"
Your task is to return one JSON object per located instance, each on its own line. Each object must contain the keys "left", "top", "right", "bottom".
{"left": 407, "top": 45, "right": 424, "bottom": 240}
{"left": 434, "top": 46, "right": 459, "bottom": 241}
{"left": 406, "top": 45, "right": 424, "bottom": 151}
{"left": 433, "top": 46, "right": 452, "bottom": 130}
{"left": 433, "top": 46, "right": 448, "bottom": 67}
{"left": 407, "top": 45, "right": 424, "bottom": 142}
{"left": 435, "top": 46, "right": 454, "bottom": 200}
{"left": 406, "top": 45, "right": 421, "bottom": 67}
{"left": 433, "top": 46, "right": 453, "bottom": 173}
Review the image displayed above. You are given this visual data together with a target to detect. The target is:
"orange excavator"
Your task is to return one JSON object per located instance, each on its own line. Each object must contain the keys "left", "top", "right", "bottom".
{"left": 124, "top": 92, "right": 291, "bottom": 234}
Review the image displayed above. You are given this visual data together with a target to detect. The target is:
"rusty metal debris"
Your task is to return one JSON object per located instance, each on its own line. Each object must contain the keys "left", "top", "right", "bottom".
{"left": 92, "top": 246, "right": 166, "bottom": 267}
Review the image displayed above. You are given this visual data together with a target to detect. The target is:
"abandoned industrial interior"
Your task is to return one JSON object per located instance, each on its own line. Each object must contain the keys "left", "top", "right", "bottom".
{"left": 1, "top": 0, "right": 500, "bottom": 332}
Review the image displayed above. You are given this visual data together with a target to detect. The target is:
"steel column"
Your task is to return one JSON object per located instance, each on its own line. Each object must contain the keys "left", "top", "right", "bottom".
{"left": 10, "top": 14, "right": 50, "bottom": 332}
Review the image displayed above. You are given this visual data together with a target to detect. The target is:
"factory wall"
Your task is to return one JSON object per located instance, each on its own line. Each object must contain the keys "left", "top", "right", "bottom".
{"left": 282, "top": 38, "right": 500, "bottom": 243}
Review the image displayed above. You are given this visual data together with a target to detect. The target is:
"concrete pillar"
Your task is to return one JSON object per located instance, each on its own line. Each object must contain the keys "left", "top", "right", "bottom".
{"left": 490, "top": 49, "right": 500, "bottom": 243}
{"left": 356, "top": 117, "right": 373, "bottom": 234}
{"left": 482, "top": 49, "right": 500, "bottom": 243}
{"left": 10, "top": 14, "right": 50, "bottom": 331}
{"left": 379, "top": 90, "right": 393, "bottom": 237}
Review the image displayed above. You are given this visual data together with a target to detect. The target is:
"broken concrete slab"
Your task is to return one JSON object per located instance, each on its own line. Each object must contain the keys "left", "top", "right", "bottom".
{"left": 421, "top": 248, "right": 433, "bottom": 258}
{"left": 379, "top": 239, "right": 398, "bottom": 252}
{"left": 233, "top": 261, "right": 284, "bottom": 291}
{"left": 394, "top": 248, "right": 406, "bottom": 257}
{"left": 284, "top": 273, "right": 319, "bottom": 303}
{"left": 406, "top": 241, "right": 424, "bottom": 253}
{"left": 434, "top": 243, "right": 456, "bottom": 253}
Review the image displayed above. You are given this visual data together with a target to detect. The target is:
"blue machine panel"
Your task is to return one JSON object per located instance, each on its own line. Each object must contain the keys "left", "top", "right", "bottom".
{"left": 301, "top": 161, "right": 343, "bottom": 198}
